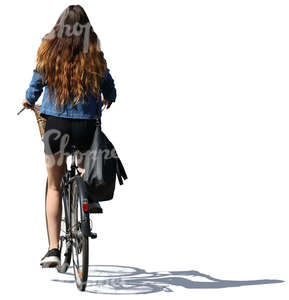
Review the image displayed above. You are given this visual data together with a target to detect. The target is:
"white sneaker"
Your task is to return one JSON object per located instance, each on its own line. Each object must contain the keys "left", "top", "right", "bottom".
{"left": 40, "top": 248, "right": 60, "bottom": 268}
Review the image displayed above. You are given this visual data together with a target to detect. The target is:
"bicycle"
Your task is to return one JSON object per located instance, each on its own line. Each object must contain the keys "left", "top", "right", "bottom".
{"left": 17, "top": 103, "right": 124, "bottom": 292}
{"left": 44, "top": 144, "right": 103, "bottom": 291}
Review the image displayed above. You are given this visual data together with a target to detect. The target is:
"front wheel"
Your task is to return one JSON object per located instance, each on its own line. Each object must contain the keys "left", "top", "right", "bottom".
{"left": 71, "top": 177, "right": 89, "bottom": 291}
{"left": 56, "top": 178, "right": 72, "bottom": 273}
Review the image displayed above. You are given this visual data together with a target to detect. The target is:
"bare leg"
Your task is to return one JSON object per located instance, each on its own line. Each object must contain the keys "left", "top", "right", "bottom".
{"left": 45, "top": 153, "right": 67, "bottom": 250}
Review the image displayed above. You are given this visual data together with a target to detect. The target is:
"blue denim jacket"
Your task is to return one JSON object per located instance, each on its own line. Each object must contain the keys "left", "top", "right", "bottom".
{"left": 25, "top": 67, "right": 116, "bottom": 120}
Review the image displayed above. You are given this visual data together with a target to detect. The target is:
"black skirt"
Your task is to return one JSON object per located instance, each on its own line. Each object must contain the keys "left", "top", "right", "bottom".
{"left": 43, "top": 115, "right": 97, "bottom": 155}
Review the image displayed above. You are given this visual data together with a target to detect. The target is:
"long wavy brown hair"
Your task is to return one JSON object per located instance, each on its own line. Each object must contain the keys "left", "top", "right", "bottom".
{"left": 35, "top": 5, "right": 107, "bottom": 109}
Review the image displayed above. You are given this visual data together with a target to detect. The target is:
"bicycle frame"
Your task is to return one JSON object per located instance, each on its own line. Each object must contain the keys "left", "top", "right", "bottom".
{"left": 19, "top": 105, "right": 100, "bottom": 290}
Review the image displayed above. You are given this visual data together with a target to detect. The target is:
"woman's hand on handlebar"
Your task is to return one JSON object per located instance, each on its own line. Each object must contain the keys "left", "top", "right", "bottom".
{"left": 102, "top": 99, "right": 112, "bottom": 109}
{"left": 22, "top": 99, "right": 34, "bottom": 110}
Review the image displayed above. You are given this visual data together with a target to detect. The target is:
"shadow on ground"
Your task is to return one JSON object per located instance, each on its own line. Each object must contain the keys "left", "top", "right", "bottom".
{"left": 51, "top": 264, "right": 285, "bottom": 294}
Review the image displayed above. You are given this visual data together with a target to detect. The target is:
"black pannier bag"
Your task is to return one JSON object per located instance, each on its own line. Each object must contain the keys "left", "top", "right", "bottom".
{"left": 82, "top": 122, "right": 128, "bottom": 203}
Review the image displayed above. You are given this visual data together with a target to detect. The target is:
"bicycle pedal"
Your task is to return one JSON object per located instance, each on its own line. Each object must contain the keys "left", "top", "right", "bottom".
{"left": 41, "top": 262, "right": 59, "bottom": 268}
{"left": 90, "top": 232, "right": 97, "bottom": 239}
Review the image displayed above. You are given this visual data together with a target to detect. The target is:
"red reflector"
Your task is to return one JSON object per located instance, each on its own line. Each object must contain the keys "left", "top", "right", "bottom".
{"left": 83, "top": 203, "right": 88, "bottom": 211}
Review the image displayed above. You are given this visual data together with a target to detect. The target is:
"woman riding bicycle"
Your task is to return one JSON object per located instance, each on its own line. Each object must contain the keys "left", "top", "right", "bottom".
{"left": 22, "top": 5, "right": 117, "bottom": 267}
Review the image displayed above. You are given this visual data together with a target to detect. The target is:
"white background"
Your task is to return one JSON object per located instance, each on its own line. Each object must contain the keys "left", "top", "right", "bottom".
{"left": 0, "top": 0, "right": 288, "bottom": 298}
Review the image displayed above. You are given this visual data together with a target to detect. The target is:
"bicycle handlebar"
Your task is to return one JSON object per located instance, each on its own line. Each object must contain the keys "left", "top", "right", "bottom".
{"left": 17, "top": 100, "right": 107, "bottom": 116}
{"left": 17, "top": 107, "right": 26, "bottom": 115}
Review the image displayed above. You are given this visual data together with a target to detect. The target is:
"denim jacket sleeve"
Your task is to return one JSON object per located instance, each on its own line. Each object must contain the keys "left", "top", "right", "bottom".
{"left": 25, "top": 69, "right": 46, "bottom": 105}
{"left": 100, "top": 67, "right": 117, "bottom": 102}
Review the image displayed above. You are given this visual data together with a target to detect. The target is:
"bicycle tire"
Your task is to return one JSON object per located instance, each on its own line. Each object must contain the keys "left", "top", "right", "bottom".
{"left": 71, "top": 176, "right": 89, "bottom": 291}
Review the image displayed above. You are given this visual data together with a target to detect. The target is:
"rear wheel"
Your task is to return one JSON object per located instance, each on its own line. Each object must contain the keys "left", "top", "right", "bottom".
{"left": 71, "top": 178, "right": 89, "bottom": 291}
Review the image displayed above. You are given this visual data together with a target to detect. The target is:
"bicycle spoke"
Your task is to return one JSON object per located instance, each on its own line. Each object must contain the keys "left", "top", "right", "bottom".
{"left": 56, "top": 179, "right": 72, "bottom": 274}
